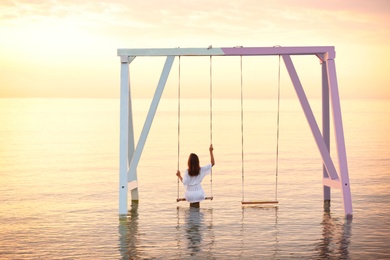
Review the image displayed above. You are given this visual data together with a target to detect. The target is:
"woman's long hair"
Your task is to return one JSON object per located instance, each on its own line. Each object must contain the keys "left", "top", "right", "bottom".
{"left": 187, "top": 153, "right": 200, "bottom": 176}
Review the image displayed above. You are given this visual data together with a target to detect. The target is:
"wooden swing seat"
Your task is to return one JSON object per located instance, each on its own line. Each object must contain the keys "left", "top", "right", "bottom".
{"left": 176, "top": 196, "right": 213, "bottom": 202}
{"left": 241, "top": 200, "right": 278, "bottom": 205}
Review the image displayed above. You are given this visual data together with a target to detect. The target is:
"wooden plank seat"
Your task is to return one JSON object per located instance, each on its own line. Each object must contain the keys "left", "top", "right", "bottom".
{"left": 241, "top": 201, "right": 278, "bottom": 205}
{"left": 177, "top": 196, "right": 213, "bottom": 202}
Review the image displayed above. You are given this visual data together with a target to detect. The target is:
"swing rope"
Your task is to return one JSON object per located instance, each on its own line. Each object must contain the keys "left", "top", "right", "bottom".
{"left": 240, "top": 55, "right": 245, "bottom": 202}
{"left": 209, "top": 55, "right": 213, "bottom": 199}
{"left": 275, "top": 55, "right": 281, "bottom": 202}
{"left": 241, "top": 55, "right": 281, "bottom": 205}
{"left": 177, "top": 56, "right": 181, "bottom": 201}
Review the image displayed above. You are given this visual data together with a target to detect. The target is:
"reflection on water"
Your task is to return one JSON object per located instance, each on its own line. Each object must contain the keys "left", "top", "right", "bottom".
{"left": 3, "top": 98, "right": 383, "bottom": 258}
{"left": 176, "top": 207, "right": 214, "bottom": 258}
{"left": 118, "top": 201, "right": 139, "bottom": 259}
{"left": 241, "top": 206, "right": 279, "bottom": 258}
{"left": 117, "top": 203, "right": 354, "bottom": 259}
{"left": 184, "top": 208, "right": 203, "bottom": 254}
{"left": 315, "top": 212, "right": 352, "bottom": 259}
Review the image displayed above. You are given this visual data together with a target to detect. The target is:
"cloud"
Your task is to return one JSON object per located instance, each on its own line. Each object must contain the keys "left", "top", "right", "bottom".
{"left": 1, "top": 0, "right": 388, "bottom": 45}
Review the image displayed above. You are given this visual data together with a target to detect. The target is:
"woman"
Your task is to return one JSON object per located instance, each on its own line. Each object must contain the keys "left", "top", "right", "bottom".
{"left": 176, "top": 144, "right": 215, "bottom": 207}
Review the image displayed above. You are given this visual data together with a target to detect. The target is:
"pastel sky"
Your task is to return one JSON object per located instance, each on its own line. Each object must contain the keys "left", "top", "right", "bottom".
{"left": 0, "top": 0, "right": 389, "bottom": 99}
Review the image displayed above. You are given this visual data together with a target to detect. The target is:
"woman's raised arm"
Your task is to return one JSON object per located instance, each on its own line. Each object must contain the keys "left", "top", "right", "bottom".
{"left": 209, "top": 144, "right": 215, "bottom": 166}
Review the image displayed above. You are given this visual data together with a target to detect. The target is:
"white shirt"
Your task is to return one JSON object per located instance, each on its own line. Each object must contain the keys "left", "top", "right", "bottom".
{"left": 182, "top": 163, "right": 212, "bottom": 203}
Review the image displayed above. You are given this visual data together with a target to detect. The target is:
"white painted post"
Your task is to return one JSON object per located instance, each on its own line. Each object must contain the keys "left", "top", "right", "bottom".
{"left": 119, "top": 55, "right": 130, "bottom": 215}
{"left": 322, "top": 60, "right": 331, "bottom": 207}
{"left": 326, "top": 54, "right": 353, "bottom": 218}
{"left": 127, "top": 57, "right": 138, "bottom": 203}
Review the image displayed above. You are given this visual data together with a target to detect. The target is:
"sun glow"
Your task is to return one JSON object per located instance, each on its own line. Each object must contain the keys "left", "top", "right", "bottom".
{"left": 0, "top": 0, "right": 389, "bottom": 98}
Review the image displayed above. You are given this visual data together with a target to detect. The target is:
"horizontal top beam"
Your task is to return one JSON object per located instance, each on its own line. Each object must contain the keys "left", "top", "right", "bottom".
{"left": 117, "top": 46, "right": 335, "bottom": 58}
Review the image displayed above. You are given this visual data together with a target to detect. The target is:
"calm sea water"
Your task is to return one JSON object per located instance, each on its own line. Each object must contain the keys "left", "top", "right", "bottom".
{"left": 0, "top": 98, "right": 389, "bottom": 259}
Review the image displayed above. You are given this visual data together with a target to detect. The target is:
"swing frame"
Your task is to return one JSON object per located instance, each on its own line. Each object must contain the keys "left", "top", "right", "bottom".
{"left": 118, "top": 46, "right": 353, "bottom": 219}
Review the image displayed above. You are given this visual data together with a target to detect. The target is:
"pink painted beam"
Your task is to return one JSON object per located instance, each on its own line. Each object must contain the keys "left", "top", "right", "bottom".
{"left": 221, "top": 46, "right": 334, "bottom": 56}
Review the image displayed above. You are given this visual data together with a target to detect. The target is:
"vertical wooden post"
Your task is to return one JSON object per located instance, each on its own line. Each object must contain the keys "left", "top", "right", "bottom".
{"left": 322, "top": 59, "right": 331, "bottom": 209}
{"left": 128, "top": 57, "right": 138, "bottom": 203}
{"left": 119, "top": 55, "right": 130, "bottom": 215}
{"left": 326, "top": 53, "right": 353, "bottom": 218}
